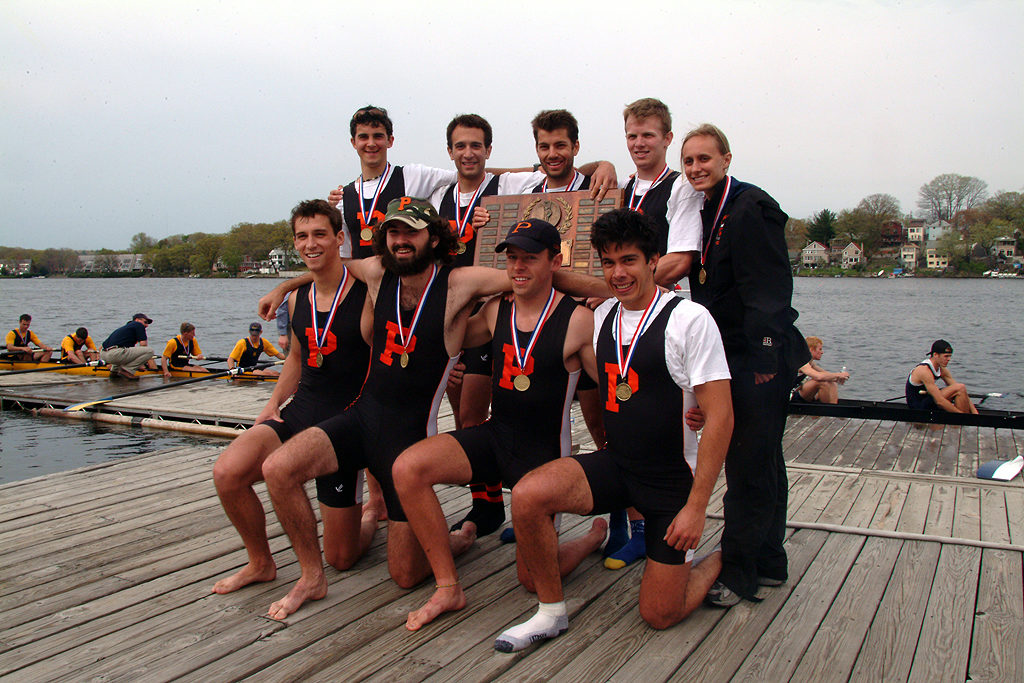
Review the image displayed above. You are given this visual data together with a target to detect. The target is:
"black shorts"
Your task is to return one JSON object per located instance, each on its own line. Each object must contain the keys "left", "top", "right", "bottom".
{"left": 257, "top": 394, "right": 357, "bottom": 508}
{"left": 573, "top": 449, "right": 695, "bottom": 565}
{"left": 576, "top": 371, "right": 597, "bottom": 392}
{"left": 907, "top": 391, "right": 937, "bottom": 410}
{"left": 318, "top": 395, "right": 429, "bottom": 522}
{"left": 461, "top": 341, "right": 492, "bottom": 376}
{"left": 450, "top": 419, "right": 562, "bottom": 490}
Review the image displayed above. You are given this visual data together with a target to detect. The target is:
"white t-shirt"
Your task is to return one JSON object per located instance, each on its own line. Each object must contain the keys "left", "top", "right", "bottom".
{"left": 619, "top": 172, "right": 703, "bottom": 253}
{"left": 338, "top": 164, "right": 457, "bottom": 257}
{"left": 594, "top": 293, "right": 730, "bottom": 471}
{"left": 428, "top": 170, "right": 551, "bottom": 211}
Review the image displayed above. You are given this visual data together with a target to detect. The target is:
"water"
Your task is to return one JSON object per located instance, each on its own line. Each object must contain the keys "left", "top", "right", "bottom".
{"left": 0, "top": 409, "right": 228, "bottom": 484}
{"left": 1, "top": 276, "right": 1022, "bottom": 483}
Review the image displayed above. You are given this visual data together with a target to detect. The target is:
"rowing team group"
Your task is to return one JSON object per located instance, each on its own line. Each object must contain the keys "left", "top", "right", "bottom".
{"left": 4, "top": 313, "right": 285, "bottom": 380}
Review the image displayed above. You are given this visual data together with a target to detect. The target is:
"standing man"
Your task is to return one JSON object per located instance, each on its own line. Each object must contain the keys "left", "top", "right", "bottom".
{"left": 161, "top": 322, "right": 208, "bottom": 378}
{"left": 227, "top": 322, "right": 287, "bottom": 376}
{"left": 393, "top": 219, "right": 607, "bottom": 631}
{"left": 905, "top": 339, "right": 978, "bottom": 413}
{"left": 100, "top": 313, "right": 156, "bottom": 379}
{"left": 212, "top": 199, "right": 376, "bottom": 596}
{"left": 6, "top": 314, "right": 53, "bottom": 362}
{"left": 60, "top": 327, "right": 100, "bottom": 364}
{"left": 494, "top": 209, "right": 733, "bottom": 651}
{"left": 256, "top": 197, "right": 514, "bottom": 620}
{"left": 682, "top": 123, "right": 809, "bottom": 607}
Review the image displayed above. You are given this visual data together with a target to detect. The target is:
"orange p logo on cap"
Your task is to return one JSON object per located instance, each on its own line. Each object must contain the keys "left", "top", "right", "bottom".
{"left": 399, "top": 196, "right": 413, "bottom": 211}
{"left": 512, "top": 221, "right": 530, "bottom": 233}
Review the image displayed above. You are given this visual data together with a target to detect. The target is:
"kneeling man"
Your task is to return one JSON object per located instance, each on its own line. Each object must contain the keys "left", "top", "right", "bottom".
{"left": 495, "top": 208, "right": 733, "bottom": 651}
{"left": 393, "top": 219, "right": 606, "bottom": 631}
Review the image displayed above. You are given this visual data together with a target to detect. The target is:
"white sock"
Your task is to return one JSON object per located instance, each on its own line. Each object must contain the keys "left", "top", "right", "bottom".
{"left": 494, "top": 601, "right": 568, "bottom": 652}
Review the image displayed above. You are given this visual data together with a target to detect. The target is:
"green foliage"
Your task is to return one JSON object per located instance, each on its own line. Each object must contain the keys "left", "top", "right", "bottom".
{"left": 806, "top": 209, "right": 837, "bottom": 245}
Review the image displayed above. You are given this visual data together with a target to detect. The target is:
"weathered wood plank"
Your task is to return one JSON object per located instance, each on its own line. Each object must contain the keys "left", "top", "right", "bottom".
{"left": 907, "top": 544, "right": 982, "bottom": 683}
{"left": 871, "top": 420, "right": 913, "bottom": 472}
{"left": 790, "top": 536, "right": 902, "bottom": 683}
{"left": 957, "top": 425, "right": 980, "bottom": 478}
{"left": 968, "top": 550, "right": 1024, "bottom": 682}
{"left": 933, "top": 424, "right": 962, "bottom": 477}
{"left": 832, "top": 418, "right": 888, "bottom": 469}
{"left": 731, "top": 533, "right": 864, "bottom": 681}
{"left": 666, "top": 530, "right": 828, "bottom": 682}
{"left": 849, "top": 540, "right": 940, "bottom": 681}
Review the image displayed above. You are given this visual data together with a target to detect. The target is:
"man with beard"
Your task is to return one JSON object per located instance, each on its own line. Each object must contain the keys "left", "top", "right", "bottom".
{"left": 681, "top": 123, "right": 809, "bottom": 607}
{"left": 257, "top": 197, "right": 514, "bottom": 619}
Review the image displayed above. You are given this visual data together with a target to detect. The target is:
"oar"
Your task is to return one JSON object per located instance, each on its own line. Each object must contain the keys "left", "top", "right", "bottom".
{"left": 64, "top": 360, "right": 284, "bottom": 412}
{"left": 1, "top": 360, "right": 100, "bottom": 376}
{"left": 977, "top": 455, "right": 1024, "bottom": 481}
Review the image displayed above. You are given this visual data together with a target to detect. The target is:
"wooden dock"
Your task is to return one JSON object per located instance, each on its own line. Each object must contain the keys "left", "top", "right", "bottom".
{"left": 0, "top": 377, "right": 1022, "bottom": 681}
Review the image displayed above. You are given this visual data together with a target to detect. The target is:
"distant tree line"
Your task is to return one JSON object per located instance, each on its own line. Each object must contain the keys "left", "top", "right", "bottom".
{"left": 785, "top": 173, "right": 1024, "bottom": 269}
{"left": 1, "top": 220, "right": 293, "bottom": 276}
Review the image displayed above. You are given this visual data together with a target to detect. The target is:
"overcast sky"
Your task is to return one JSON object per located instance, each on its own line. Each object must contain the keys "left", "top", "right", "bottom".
{"left": 2, "top": 0, "right": 1021, "bottom": 250}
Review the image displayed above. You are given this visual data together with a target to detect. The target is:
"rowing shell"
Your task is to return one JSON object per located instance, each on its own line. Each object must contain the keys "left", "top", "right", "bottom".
{"left": 0, "top": 358, "right": 277, "bottom": 382}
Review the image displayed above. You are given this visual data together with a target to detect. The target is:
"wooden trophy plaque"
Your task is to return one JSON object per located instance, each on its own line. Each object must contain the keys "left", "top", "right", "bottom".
{"left": 472, "top": 190, "right": 624, "bottom": 275}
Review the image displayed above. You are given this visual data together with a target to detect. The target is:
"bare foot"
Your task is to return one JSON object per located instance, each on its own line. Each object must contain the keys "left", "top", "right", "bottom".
{"left": 211, "top": 562, "right": 276, "bottom": 594}
{"left": 450, "top": 521, "right": 477, "bottom": 556}
{"left": 588, "top": 516, "right": 609, "bottom": 542}
{"left": 362, "top": 497, "right": 386, "bottom": 525}
{"left": 267, "top": 574, "right": 327, "bottom": 620}
{"left": 367, "top": 494, "right": 388, "bottom": 521}
{"left": 406, "top": 583, "right": 467, "bottom": 631}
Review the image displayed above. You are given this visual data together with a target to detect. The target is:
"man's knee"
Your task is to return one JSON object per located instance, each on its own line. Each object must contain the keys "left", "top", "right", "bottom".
{"left": 510, "top": 475, "right": 554, "bottom": 519}
{"left": 262, "top": 447, "right": 304, "bottom": 489}
{"left": 639, "top": 600, "right": 685, "bottom": 630}
{"left": 392, "top": 448, "right": 431, "bottom": 494}
{"left": 324, "top": 541, "right": 361, "bottom": 571}
{"left": 213, "top": 444, "right": 260, "bottom": 493}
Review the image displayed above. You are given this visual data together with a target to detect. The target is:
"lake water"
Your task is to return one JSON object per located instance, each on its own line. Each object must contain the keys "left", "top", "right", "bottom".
{"left": 1, "top": 276, "right": 1022, "bottom": 483}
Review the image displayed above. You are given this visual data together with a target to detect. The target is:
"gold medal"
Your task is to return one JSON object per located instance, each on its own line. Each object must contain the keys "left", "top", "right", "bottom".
{"left": 698, "top": 267, "right": 707, "bottom": 285}
{"left": 315, "top": 351, "right": 324, "bottom": 368}
{"left": 456, "top": 242, "right": 467, "bottom": 255}
{"left": 400, "top": 351, "right": 410, "bottom": 368}
{"left": 360, "top": 227, "right": 373, "bottom": 242}
{"left": 513, "top": 374, "right": 531, "bottom": 392}
{"left": 615, "top": 382, "right": 632, "bottom": 401}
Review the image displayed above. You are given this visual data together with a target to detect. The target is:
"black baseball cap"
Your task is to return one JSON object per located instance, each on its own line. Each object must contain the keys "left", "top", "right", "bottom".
{"left": 495, "top": 219, "right": 561, "bottom": 254}
{"left": 249, "top": 322, "right": 262, "bottom": 333}
{"left": 133, "top": 313, "right": 153, "bottom": 324}
{"left": 930, "top": 339, "right": 953, "bottom": 355}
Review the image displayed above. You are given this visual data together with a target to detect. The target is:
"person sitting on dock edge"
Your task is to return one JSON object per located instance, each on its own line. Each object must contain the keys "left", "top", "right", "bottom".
{"left": 5, "top": 314, "right": 53, "bottom": 362}
{"left": 905, "top": 339, "right": 978, "bottom": 414}
{"left": 60, "top": 327, "right": 100, "bottom": 364}
{"left": 792, "top": 336, "right": 849, "bottom": 404}
{"left": 227, "top": 322, "right": 286, "bottom": 376}
{"left": 100, "top": 313, "right": 156, "bottom": 379}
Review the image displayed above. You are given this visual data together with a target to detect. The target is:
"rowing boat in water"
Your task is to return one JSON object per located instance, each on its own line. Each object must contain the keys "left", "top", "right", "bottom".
{"left": 0, "top": 358, "right": 277, "bottom": 381}
{"left": 788, "top": 397, "right": 1023, "bottom": 429}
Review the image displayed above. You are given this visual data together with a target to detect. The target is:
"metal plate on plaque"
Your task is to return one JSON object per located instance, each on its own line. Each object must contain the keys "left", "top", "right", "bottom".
{"left": 472, "top": 190, "right": 623, "bottom": 276}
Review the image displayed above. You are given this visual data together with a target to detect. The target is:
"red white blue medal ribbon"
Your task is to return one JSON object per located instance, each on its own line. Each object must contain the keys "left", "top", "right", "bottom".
{"left": 395, "top": 263, "right": 438, "bottom": 352}
{"left": 628, "top": 165, "right": 671, "bottom": 212}
{"left": 700, "top": 175, "right": 732, "bottom": 270}
{"left": 615, "top": 288, "right": 661, "bottom": 382}
{"left": 310, "top": 266, "right": 348, "bottom": 360}
{"left": 453, "top": 181, "right": 485, "bottom": 241}
{"left": 510, "top": 287, "right": 556, "bottom": 375}
{"left": 359, "top": 162, "right": 393, "bottom": 226}
{"left": 542, "top": 170, "right": 579, "bottom": 193}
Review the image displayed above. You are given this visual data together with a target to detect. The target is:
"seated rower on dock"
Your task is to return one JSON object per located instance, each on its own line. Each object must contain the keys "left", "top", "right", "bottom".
{"left": 227, "top": 322, "right": 286, "bottom": 376}
{"left": 792, "top": 336, "right": 849, "bottom": 404}
{"left": 5, "top": 313, "right": 53, "bottom": 362}
{"left": 905, "top": 339, "right": 978, "bottom": 414}
{"left": 60, "top": 327, "right": 100, "bottom": 364}
{"left": 161, "top": 322, "right": 208, "bottom": 378}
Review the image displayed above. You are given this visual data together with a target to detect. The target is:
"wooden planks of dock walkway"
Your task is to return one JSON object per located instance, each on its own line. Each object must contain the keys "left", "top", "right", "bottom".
{"left": 0, "top": 378, "right": 1022, "bottom": 681}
